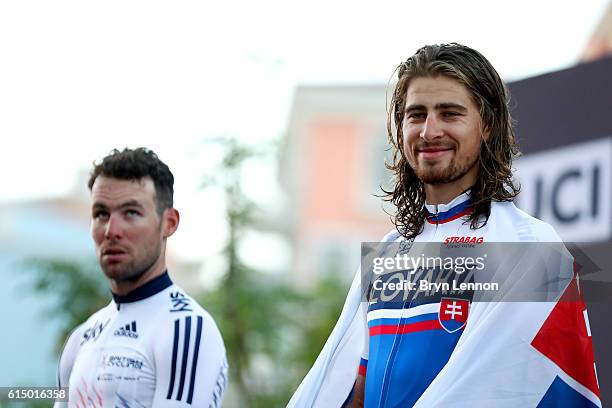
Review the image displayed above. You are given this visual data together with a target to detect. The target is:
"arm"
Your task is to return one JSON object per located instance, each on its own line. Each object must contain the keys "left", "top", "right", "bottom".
{"left": 345, "top": 302, "right": 369, "bottom": 408}
{"left": 153, "top": 313, "right": 228, "bottom": 407}
{"left": 53, "top": 326, "right": 83, "bottom": 408}
{"left": 346, "top": 374, "right": 365, "bottom": 408}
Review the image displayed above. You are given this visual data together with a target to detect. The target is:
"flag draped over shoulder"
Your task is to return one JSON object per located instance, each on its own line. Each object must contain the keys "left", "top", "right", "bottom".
{"left": 287, "top": 241, "right": 601, "bottom": 408}
{"left": 287, "top": 269, "right": 365, "bottom": 408}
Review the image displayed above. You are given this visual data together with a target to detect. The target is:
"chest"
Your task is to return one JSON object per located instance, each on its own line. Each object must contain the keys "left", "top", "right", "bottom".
{"left": 68, "top": 316, "right": 156, "bottom": 407}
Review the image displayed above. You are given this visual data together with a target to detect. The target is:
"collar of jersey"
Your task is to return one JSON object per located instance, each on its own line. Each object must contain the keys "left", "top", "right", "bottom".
{"left": 425, "top": 191, "right": 472, "bottom": 224}
{"left": 112, "top": 271, "right": 173, "bottom": 304}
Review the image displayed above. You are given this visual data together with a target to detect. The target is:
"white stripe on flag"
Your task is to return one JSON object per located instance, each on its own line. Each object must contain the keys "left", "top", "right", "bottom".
{"left": 583, "top": 309, "right": 591, "bottom": 337}
{"left": 367, "top": 303, "right": 439, "bottom": 322}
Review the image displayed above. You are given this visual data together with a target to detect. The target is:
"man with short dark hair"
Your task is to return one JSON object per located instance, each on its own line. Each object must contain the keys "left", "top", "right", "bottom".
{"left": 288, "top": 44, "right": 600, "bottom": 408}
{"left": 54, "top": 148, "right": 227, "bottom": 407}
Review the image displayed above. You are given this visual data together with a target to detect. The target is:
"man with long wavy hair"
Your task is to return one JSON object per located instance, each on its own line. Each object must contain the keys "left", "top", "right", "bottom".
{"left": 288, "top": 44, "right": 600, "bottom": 408}
{"left": 384, "top": 43, "right": 520, "bottom": 238}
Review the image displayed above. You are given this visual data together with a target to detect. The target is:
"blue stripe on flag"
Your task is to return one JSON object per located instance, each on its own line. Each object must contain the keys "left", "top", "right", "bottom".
{"left": 537, "top": 376, "right": 598, "bottom": 408}
{"left": 368, "top": 313, "right": 439, "bottom": 329}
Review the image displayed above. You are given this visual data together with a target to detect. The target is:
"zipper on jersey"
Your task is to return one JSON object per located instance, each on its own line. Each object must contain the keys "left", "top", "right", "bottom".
{"left": 433, "top": 204, "right": 439, "bottom": 240}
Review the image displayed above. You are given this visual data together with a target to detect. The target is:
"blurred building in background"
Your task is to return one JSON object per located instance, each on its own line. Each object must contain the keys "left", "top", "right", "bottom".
{"left": 582, "top": 0, "right": 612, "bottom": 61}
{"left": 0, "top": 196, "right": 90, "bottom": 386}
{"left": 280, "top": 85, "right": 395, "bottom": 285}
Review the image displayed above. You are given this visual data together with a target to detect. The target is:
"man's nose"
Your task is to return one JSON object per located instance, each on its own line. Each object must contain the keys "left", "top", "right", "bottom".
{"left": 104, "top": 214, "right": 123, "bottom": 240}
{"left": 420, "top": 115, "right": 444, "bottom": 141}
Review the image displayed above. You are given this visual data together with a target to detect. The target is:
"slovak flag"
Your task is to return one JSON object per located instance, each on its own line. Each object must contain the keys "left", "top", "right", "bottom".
{"left": 411, "top": 270, "right": 601, "bottom": 407}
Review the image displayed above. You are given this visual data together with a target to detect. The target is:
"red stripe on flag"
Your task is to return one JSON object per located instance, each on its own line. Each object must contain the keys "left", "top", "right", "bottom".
{"left": 369, "top": 319, "right": 442, "bottom": 336}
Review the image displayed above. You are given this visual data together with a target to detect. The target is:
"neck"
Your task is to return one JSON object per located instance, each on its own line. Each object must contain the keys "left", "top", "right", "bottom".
{"left": 110, "top": 255, "right": 168, "bottom": 296}
{"left": 424, "top": 183, "right": 471, "bottom": 205}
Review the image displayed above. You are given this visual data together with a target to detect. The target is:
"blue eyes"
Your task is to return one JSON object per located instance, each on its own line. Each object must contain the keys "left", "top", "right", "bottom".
{"left": 92, "top": 210, "right": 140, "bottom": 220}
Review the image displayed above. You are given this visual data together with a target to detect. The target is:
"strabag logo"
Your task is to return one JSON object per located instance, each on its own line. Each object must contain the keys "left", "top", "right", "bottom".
{"left": 444, "top": 236, "right": 484, "bottom": 245}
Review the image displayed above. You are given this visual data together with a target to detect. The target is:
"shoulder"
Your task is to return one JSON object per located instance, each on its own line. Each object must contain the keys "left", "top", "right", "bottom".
{"left": 57, "top": 302, "right": 113, "bottom": 386}
{"left": 159, "top": 286, "right": 218, "bottom": 319}
{"left": 69, "top": 302, "right": 116, "bottom": 345}
{"left": 490, "top": 201, "right": 562, "bottom": 242}
{"left": 155, "top": 285, "right": 224, "bottom": 345}
{"left": 381, "top": 229, "right": 403, "bottom": 243}
{"left": 59, "top": 322, "right": 86, "bottom": 360}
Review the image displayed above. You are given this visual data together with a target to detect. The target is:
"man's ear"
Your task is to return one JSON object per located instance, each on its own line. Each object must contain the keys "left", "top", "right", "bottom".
{"left": 481, "top": 124, "right": 492, "bottom": 143}
{"left": 162, "top": 208, "right": 180, "bottom": 238}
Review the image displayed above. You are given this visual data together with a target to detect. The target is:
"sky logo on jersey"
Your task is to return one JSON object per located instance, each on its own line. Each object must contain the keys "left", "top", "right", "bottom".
{"left": 114, "top": 321, "right": 139, "bottom": 339}
{"left": 438, "top": 298, "right": 469, "bottom": 333}
{"left": 170, "top": 291, "right": 193, "bottom": 312}
{"left": 81, "top": 319, "right": 110, "bottom": 345}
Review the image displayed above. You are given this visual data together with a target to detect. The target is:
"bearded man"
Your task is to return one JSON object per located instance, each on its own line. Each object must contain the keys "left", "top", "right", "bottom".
{"left": 288, "top": 43, "right": 601, "bottom": 408}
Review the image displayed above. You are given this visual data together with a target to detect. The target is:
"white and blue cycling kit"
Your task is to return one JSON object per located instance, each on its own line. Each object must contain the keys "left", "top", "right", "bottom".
{"left": 54, "top": 272, "right": 227, "bottom": 408}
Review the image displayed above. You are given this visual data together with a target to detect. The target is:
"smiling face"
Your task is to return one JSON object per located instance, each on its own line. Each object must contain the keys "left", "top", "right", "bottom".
{"left": 402, "top": 75, "right": 487, "bottom": 194}
{"left": 90, "top": 176, "right": 178, "bottom": 294}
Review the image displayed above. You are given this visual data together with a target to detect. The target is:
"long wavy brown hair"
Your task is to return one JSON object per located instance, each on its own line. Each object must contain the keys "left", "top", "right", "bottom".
{"left": 384, "top": 43, "right": 520, "bottom": 239}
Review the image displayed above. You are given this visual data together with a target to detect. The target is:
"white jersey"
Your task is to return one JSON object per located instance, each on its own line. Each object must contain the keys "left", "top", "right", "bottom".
{"left": 54, "top": 272, "right": 227, "bottom": 408}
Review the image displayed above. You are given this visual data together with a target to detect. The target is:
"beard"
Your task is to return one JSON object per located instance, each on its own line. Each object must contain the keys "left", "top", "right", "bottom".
{"left": 413, "top": 150, "right": 480, "bottom": 185}
{"left": 100, "top": 238, "right": 162, "bottom": 284}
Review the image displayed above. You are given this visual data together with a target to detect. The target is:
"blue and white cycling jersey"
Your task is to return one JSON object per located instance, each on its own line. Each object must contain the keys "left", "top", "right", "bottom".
{"left": 362, "top": 192, "right": 479, "bottom": 407}
{"left": 54, "top": 272, "right": 227, "bottom": 408}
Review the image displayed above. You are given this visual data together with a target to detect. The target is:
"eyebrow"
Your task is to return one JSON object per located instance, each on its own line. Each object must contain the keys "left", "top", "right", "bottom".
{"left": 92, "top": 200, "right": 145, "bottom": 211}
{"left": 405, "top": 102, "right": 468, "bottom": 114}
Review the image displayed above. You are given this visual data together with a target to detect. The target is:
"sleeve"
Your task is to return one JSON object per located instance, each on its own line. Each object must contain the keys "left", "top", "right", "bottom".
{"left": 152, "top": 312, "right": 228, "bottom": 407}
{"left": 53, "top": 325, "right": 83, "bottom": 408}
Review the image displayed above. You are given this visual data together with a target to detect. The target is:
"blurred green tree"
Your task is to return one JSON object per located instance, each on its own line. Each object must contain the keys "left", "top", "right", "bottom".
{"left": 197, "top": 137, "right": 347, "bottom": 407}
{"left": 25, "top": 258, "right": 110, "bottom": 353}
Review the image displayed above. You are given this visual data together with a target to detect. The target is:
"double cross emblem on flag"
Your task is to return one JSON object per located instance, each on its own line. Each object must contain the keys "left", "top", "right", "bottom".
{"left": 439, "top": 298, "right": 469, "bottom": 333}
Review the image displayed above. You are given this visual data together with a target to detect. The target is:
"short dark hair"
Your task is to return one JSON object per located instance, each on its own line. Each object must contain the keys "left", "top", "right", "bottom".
{"left": 384, "top": 43, "right": 520, "bottom": 238}
{"left": 88, "top": 147, "right": 174, "bottom": 214}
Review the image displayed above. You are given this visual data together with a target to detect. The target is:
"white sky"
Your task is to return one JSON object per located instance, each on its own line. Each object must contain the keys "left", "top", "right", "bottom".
{"left": 0, "top": 0, "right": 609, "bottom": 262}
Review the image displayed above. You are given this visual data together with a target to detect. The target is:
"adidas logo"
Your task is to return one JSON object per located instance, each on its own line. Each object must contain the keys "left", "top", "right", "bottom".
{"left": 114, "top": 321, "right": 139, "bottom": 339}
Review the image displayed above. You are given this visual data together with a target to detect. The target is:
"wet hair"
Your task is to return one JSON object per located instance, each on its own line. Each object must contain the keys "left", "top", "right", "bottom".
{"left": 384, "top": 43, "right": 520, "bottom": 239}
{"left": 88, "top": 147, "right": 174, "bottom": 215}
